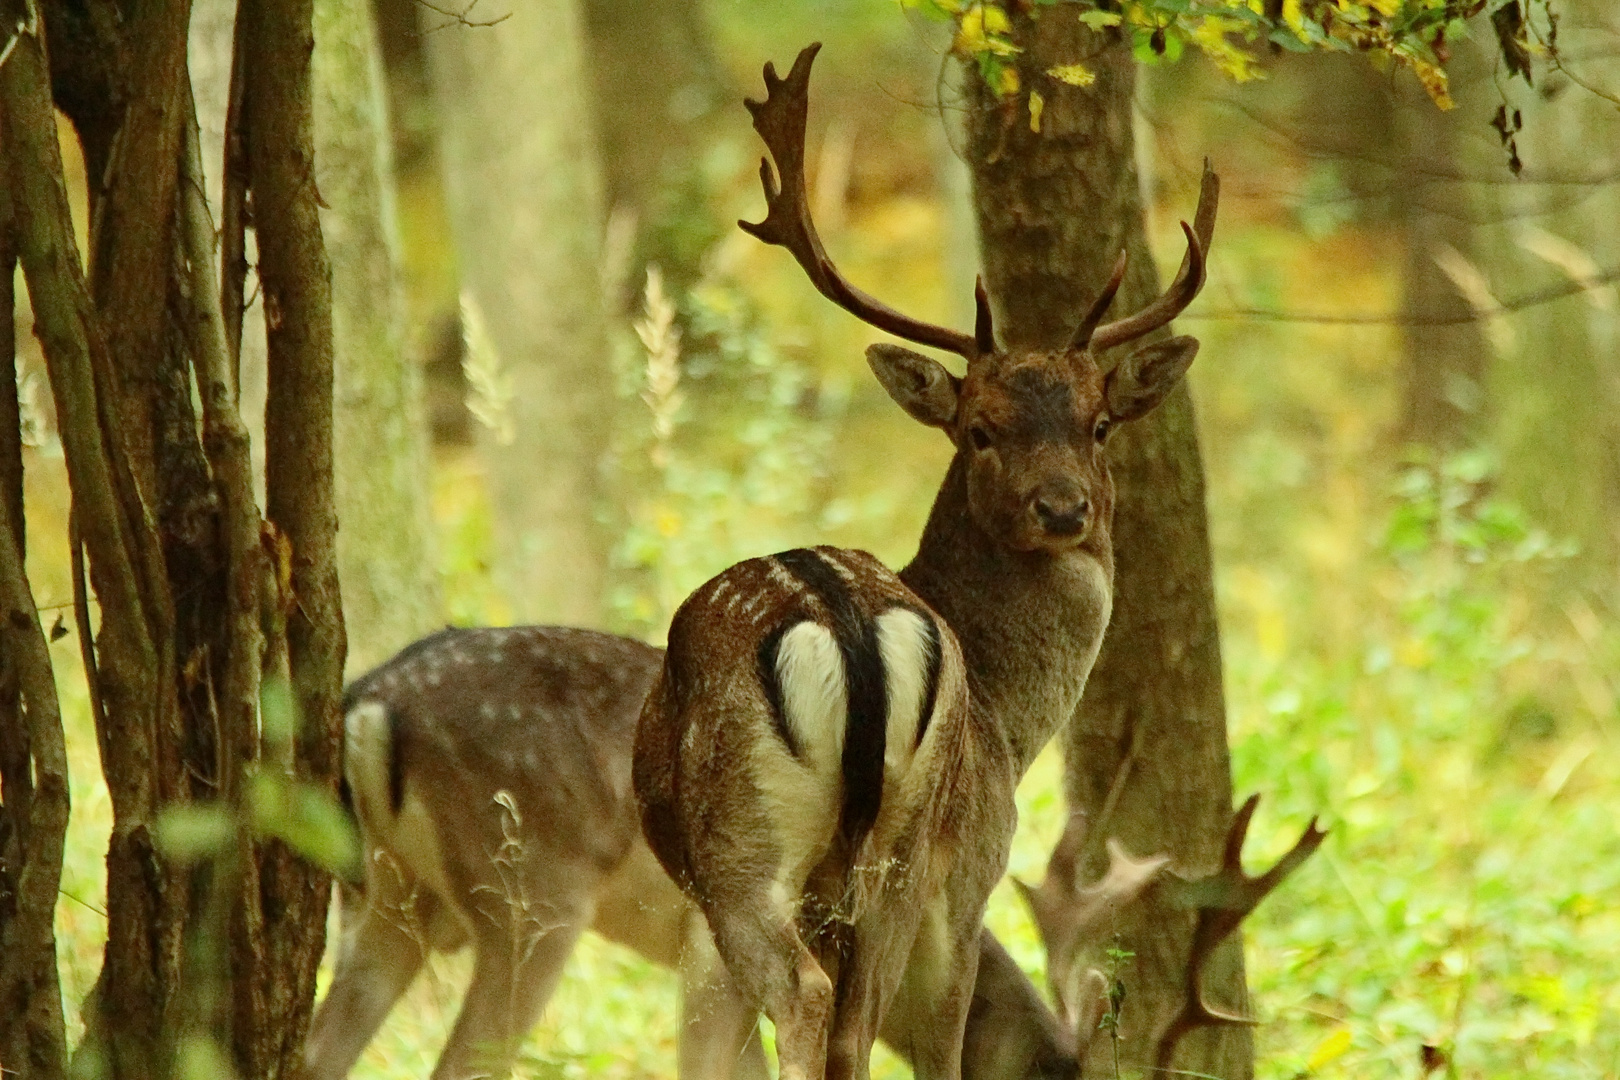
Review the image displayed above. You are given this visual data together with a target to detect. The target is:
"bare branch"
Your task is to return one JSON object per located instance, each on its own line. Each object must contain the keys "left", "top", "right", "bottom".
{"left": 413, "top": 0, "right": 512, "bottom": 33}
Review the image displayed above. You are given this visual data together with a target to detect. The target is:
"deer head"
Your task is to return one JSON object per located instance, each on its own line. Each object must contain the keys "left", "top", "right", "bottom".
{"left": 740, "top": 43, "right": 1218, "bottom": 557}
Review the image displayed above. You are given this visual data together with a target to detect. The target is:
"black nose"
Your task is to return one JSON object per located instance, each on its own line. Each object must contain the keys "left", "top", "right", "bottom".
{"left": 1035, "top": 496, "right": 1089, "bottom": 536}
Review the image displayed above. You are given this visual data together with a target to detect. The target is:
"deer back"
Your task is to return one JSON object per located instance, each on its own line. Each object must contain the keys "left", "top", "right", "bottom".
{"left": 342, "top": 626, "right": 660, "bottom": 914}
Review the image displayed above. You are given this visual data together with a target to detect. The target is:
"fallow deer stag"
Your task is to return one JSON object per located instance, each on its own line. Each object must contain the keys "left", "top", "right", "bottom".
{"left": 635, "top": 547, "right": 1003, "bottom": 1080}
{"left": 632, "top": 40, "right": 1221, "bottom": 1080}
{"left": 307, "top": 626, "right": 1095, "bottom": 1080}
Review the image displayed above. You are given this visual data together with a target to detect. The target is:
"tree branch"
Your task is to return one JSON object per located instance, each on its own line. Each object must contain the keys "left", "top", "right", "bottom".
{"left": 1183, "top": 263, "right": 1620, "bottom": 326}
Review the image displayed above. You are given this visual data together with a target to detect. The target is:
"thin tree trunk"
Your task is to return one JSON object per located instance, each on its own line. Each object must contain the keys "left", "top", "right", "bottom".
{"left": 424, "top": 2, "right": 612, "bottom": 626}
{"left": 313, "top": 0, "right": 441, "bottom": 672}
{"left": 238, "top": 0, "right": 346, "bottom": 1074}
{"left": 581, "top": 0, "right": 728, "bottom": 302}
{"left": 0, "top": 135, "right": 72, "bottom": 1080}
{"left": 1393, "top": 49, "right": 1492, "bottom": 451}
{"left": 4, "top": 10, "right": 177, "bottom": 1074}
{"left": 0, "top": 447, "right": 71, "bottom": 1080}
{"left": 964, "top": 13, "right": 1247, "bottom": 1078}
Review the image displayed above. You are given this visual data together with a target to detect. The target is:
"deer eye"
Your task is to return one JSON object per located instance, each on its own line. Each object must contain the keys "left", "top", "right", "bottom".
{"left": 969, "top": 425, "right": 993, "bottom": 452}
{"left": 1093, "top": 418, "right": 1112, "bottom": 443}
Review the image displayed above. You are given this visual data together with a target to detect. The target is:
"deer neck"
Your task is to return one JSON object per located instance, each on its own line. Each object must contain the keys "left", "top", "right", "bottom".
{"left": 899, "top": 453, "right": 1114, "bottom": 774}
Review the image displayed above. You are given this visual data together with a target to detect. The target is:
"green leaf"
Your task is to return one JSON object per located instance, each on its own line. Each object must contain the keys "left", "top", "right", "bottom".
{"left": 155, "top": 803, "right": 236, "bottom": 864}
{"left": 1077, "top": 9, "right": 1122, "bottom": 28}
{"left": 249, "top": 774, "right": 361, "bottom": 878}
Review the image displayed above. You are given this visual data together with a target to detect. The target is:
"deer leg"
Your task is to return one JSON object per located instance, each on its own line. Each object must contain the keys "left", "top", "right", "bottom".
{"left": 893, "top": 898, "right": 983, "bottom": 1080}
{"left": 678, "top": 912, "right": 770, "bottom": 1080}
{"left": 429, "top": 917, "right": 585, "bottom": 1080}
{"left": 704, "top": 903, "right": 833, "bottom": 1080}
{"left": 304, "top": 885, "right": 435, "bottom": 1080}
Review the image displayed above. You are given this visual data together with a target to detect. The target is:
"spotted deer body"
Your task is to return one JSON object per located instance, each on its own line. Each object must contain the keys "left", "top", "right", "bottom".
{"left": 636, "top": 547, "right": 1013, "bottom": 1080}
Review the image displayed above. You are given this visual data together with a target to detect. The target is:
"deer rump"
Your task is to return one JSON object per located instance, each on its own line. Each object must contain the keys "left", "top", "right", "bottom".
{"left": 637, "top": 546, "right": 969, "bottom": 1012}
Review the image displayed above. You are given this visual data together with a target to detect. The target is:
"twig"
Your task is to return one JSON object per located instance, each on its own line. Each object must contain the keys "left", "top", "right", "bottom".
{"left": 1182, "top": 263, "right": 1620, "bottom": 326}
{"left": 68, "top": 505, "right": 105, "bottom": 733}
{"left": 414, "top": 0, "right": 511, "bottom": 33}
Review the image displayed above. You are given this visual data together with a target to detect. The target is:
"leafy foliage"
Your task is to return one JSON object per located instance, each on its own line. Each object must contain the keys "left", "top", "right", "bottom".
{"left": 903, "top": 0, "right": 1562, "bottom": 110}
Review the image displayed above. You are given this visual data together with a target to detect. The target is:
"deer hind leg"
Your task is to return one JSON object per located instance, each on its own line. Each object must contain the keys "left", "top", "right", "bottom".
{"left": 305, "top": 879, "right": 438, "bottom": 1080}
{"left": 704, "top": 902, "right": 834, "bottom": 1080}
{"left": 678, "top": 912, "right": 771, "bottom": 1080}
{"left": 428, "top": 913, "right": 586, "bottom": 1080}
{"left": 892, "top": 898, "right": 984, "bottom": 1080}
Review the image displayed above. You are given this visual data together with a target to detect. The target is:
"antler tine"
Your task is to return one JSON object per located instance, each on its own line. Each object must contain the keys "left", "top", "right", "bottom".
{"left": 1153, "top": 794, "right": 1328, "bottom": 1072}
{"left": 1089, "top": 160, "right": 1220, "bottom": 353}
{"left": 738, "top": 43, "right": 985, "bottom": 362}
{"left": 1069, "top": 249, "right": 1129, "bottom": 352}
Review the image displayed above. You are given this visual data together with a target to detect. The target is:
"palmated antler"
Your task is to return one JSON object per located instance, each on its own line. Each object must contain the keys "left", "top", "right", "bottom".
{"left": 739, "top": 43, "right": 991, "bottom": 362}
{"left": 1154, "top": 794, "right": 1328, "bottom": 1072}
{"left": 1013, "top": 811, "right": 1171, "bottom": 1033}
{"left": 1078, "top": 161, "right": 1221, "bottom": 353}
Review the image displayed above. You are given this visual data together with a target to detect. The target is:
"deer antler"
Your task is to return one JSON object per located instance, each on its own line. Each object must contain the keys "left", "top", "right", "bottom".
{"left": 1085, "top": 160, "right": 1220, "bottom": 353}
{"left": 739, "top": 43, "right": 990, "bottom": 362}
{"left": 1014, "top": 810, "right": 1171, "bottom": 1032}
{"left": 1154, "top": 794, "right": 1328, "bottom": 1072}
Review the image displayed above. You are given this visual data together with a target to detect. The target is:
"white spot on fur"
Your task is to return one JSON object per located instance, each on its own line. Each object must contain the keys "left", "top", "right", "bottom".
{"left": 766, "top": 560, "right": 801, "bottom": 594}
{"left": 775, "top": 622, "right": 847, "bottom": 775}
{"left": 876, "top": 607, "right": 937, "bottom": 779}
{"left": 479, "top": 702, "right": 496, "bottom": 720}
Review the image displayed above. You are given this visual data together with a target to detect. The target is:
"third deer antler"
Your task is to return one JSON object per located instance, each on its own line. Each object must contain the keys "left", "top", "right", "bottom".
{"left": 1154, "top": 794, "right": 1328, "bottom": 1071}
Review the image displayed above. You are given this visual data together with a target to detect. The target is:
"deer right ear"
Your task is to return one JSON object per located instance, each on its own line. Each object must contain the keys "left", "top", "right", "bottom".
{"left": 867, "top": 344, "right": 961, "bottom": 430}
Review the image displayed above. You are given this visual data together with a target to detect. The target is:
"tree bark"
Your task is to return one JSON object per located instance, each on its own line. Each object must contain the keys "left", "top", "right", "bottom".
{"left": 424, "top": 1, "right": 612, "bottom": 626}
{"left": 238, "top": 0, "right": 346, "bottom": 1074}
{"left": 963, "top": 12, "right": 1247, "bottom": 1078}
{"left": 4, "top": 10, "right": 178, "bottom": 1075}
{"left": 313, "top": 0, "right": 441, "bottom": 672}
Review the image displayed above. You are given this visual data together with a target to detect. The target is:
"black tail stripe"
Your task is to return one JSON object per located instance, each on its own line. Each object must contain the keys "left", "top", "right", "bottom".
{"left": 772, "top": 548, "right": 888, "bottom": 848}
{"left": 386, "top": 703, "right": 407, "bottom": 816}
{"left": 757, "top": 619, "right": 803, "bottom": 758}
{"left": 911, "top": 608, "right": 943, "bottom": 747}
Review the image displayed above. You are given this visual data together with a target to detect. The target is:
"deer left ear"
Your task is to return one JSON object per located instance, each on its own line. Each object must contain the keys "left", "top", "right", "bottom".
{"left": 1103, "top": 336, "right": 1199, "bottom": 422}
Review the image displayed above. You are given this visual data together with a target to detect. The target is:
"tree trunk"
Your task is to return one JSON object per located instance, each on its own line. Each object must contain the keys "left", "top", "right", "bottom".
{"left": 581, "top": 0, "right": 728, "bottom": 303}
{"left": 237, "top": 0, "right": 347, "bottom": 1074}
{"left": 1392, "top": 47, "right": 1493, "bottom": 451}
{"left": 0, "top": 140, "right": 72, "bottom": 1080}
{"left": 424, "top": 1, "right": 612, "bottom": 626}
{"left": 963, "top": 13, "right": 1248, "bottom": 1078}
{"left": 313, "top": 0, "right": 442, "bottom": 672}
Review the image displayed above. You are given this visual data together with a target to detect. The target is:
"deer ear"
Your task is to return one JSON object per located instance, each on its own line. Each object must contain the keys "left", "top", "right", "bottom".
{"left": 1103, "top": 335, "right": 1199, "bottom": 422}
{"left": 867, "top": 344, "right": 960, "bottom": 430}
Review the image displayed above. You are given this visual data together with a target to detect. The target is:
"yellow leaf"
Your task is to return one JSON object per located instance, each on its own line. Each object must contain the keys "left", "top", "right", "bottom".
{"left": 982, "top": 3, "right": 1009, "bottom": 34}
{"left": 955, "top": 5, "right": 988, "bottom": 53}
{"left": 995, "top": 63, "right": 1020, "bottom": 95}
{"left": 1409, "top": 56, "right": 1454, "bottom": 109}
{"left": 1366, "top": 0, "right": 1398, "bottom": 14}
{"left": 1307, "top": 1027, "right": 1352, "bottom": 1071}
{"left": 1028, "top": 89, "right": 1044, "bottom": 132}
{"left": 1282, "top": 0, "right": 1304, "bottom": 29}
{"left": 1046, "top": 63, "right": 1095, "bottom": 87}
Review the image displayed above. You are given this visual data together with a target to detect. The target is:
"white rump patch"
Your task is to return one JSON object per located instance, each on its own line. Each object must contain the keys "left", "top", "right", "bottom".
{"left": 875, "top": 608, "right": 938, "bottom": 779}
{"left": 342, "top": 700, "right": 463, "bottom": 934}
{"left": 774, "top": 621, "right": 847, "bottom": 775}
